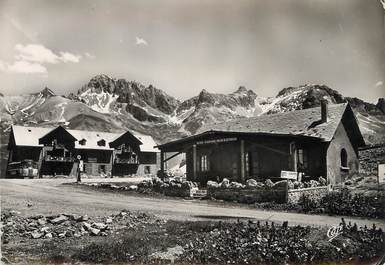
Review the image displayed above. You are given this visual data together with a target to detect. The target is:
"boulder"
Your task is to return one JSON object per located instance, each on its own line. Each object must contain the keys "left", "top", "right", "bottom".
{"left": 181, "top": 181, "right": 194, "bottom": 189}
{"left": 9, "top": 210, "right": 21, "bottom": 216}
{"left": 229, "top": 182, "right": 245, "bottom": 189}
{"left": 44, "top": 233, "right": 53, "bottom": 239}
{"left": 40, "top": 227, "right": 50, "bottom": 233}
{"left": 82, "top": 222, "right": 92, "bottom": 230}
{"left": 319, "top": 177, "right": 327, "bottom": 186}
{"left": 37, "top": 218, "right": 47, "bottom": 226}
{"left": 89, "top": 227, "right": 100, "bottom": 236}
{"left": 345, "top": 179, "right": 353, "bottom": 185}
{"left": 31, "top": 231, "right": 44, "bottom": 239}
{"left": 66, "top": 214, "right": 82, "bottom": 221}
{"left": 287, "top": 180, "right": 294, "bottom": 189}
{"left": 50, "top": 215, "right": 68, "bottom": 225}
{"left": 152, "top": 176, "right": 163, "bottom": 184}
{"left": 265, "top": 179, "right": 274, "bottom": 188}
{"left": 309, "top": 180, "right": 320, "bottom": 187}
{"left": 207, "top": 181, "right": 219, "bottom": 188}
{"left": 105, "top": 218, "right": 113, "bottom": 224}
{"left": 128, "top": 185, "right": 138, "bottom": 191}
{"left": 293, "top": 181, "right": 301, "bottom": 189}
{"left": 76, "top": 215, "right": 89, "bottom": 222}
{"left": 246, "top": 179, "right": 258, "bottom": 188}
{"left": 220, "top": 178, "right": 230, "bottom": 188}
{"left": 119, "top": 211, "right": 128, "bottom": 217}
{"left": 138, "top": 179, "right": 153, "bottom": 189}
{"left": 93, "top": 222, "right": 108, "bottom": 231}
{"left": 62, "top": 220, "right": 71, "bottom": 226}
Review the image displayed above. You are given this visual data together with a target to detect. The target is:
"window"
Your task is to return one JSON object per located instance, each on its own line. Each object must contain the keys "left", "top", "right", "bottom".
{"left": 200, "top": 155, "right": 209, "bottom": 172}
{"left": 88, "top": 157, "right": 97, "bottom": 163}
{"left": 341, "top": 149, "right": 348, "bottom": 168}
{"left": 144, "top": 166, "right": 151, "bottom": 174}
{"left": 297, "top": 148, "right": 308, "bottom": 171}
{"left": 99, "top": 165, "right": 106, "bottom": 174}
{"left": 97, "top": 139, "right": 106, "bottom": 146}
{"left": 250, "top": 151, "right": 259, "bottom": 177}
{"left": 245, "top": 152, "right": 250, "bottom": 177}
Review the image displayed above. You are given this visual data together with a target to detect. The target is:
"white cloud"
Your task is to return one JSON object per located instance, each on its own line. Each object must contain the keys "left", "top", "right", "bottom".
{"left": 0, "top": 44, "right": 83, "bottom": 75}
{"left": 15, "top": 44, "right": 60, "bottom": 64}
{"left": 135, "top": 36, "right": 148, "bottom": 46}
{"left": 1, "top": 60, "right": 47, "bottom": 74}
{"left": 375, "top": 81, "right": 383, "bottom": 87}
{"left": 85, "top": 52, "right": 96, "bottom": 59}
{"left": 14, "top": 44, "right": 82, "bottom": 64}
{"left": 59, "top": 52, "right": 82, "bottom": 63}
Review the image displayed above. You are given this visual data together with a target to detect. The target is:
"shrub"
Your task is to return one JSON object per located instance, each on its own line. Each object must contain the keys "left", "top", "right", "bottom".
{"left": 320, "top": 189, "right": 385, "bottom": 218}
{"left": 297, "top": 193, "right": 320, "bottom": 212}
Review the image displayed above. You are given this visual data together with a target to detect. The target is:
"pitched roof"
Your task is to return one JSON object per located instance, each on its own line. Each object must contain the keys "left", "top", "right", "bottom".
{"left": 68, "top": 129, "right": 119, "bottom": 150}
{"left": 197, "top": 103, "right": 349, "bottom": 141}
{"left": 11, "top": 126, "right": 52, "bottom": 147}
{"left": 10, "top": 125, "right": 158, "bottom": 152}
{"left": 134, "top": 134, "right": 159, "bottom": 152}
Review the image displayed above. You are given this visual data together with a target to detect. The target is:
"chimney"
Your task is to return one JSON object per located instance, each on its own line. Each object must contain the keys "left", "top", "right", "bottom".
{"left": 321, "top": 99, "right": 328, "bottom": 123}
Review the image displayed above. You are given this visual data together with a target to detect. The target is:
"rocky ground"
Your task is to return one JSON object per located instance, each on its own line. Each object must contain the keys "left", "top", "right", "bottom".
{"left": 2, "top": 178, "right": 385, "bottom": 265}
{"left": 1, "top": 209, "right": 384, "bottom": 265}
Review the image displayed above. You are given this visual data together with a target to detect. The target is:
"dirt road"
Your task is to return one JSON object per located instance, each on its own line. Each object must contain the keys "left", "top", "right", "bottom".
{"left": 1, "top": 178, "right": 384, "bottom": 229}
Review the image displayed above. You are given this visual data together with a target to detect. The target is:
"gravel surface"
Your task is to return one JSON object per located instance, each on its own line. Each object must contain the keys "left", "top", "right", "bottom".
{"left": 1, "top": 178, "right": 385, "bottom": 229}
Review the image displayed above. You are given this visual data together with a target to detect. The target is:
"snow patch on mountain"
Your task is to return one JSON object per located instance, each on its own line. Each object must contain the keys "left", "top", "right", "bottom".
{"left": 79, "top": 89, "right": 118, "bottom": 114}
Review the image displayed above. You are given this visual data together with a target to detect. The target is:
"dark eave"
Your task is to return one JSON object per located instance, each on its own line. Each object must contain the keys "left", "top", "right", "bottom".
{"left": 156, "top": 130, "right": 324, "bottom": 151}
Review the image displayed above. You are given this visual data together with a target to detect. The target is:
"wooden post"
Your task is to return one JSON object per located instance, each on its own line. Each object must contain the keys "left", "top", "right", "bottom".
{"left": 292, "top": 143, "right": 297, "bottom": 172}
{"left": 160, "top": 151, "right": 165, "bottom": 175}
{"left": 240, "top": 140, "right": 245, "bottom": 183}
{"left": 192, "top": 144, "right": 197, "bottom": 181}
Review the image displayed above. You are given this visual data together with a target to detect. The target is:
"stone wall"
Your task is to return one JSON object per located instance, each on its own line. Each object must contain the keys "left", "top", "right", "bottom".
{"left": 287, "top": 186, "right": 328, "bottom": 204}
{"left": 359, "top": 145, "right": 385, "bottom": 174}
{"left": 207, "top": 187, "right": 287, "bottom": 204}
{"left": 163, "top": 186, "right": 194, "bottom": 197}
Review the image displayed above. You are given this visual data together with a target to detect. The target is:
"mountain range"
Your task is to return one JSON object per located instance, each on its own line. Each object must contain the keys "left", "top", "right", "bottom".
{"left": 1, "top": 74, "right": 385, "bottom": 176}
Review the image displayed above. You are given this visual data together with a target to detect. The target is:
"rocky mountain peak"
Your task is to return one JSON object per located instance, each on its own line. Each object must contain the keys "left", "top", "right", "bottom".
{"left": 232, "top": 86, "right": 257, "bottom": 97}
{"left": 85, "top": 74, "right": 116, "bottom": 94}
{"left": 197, "top": 89, "right": 215, "bottom": 105}
{"left": 34, "top": 87, "right": 55, "bottom": 98}
{"left": 1, "top": 78, "right": 385, "bottom": 150}
{"left": 376, "top": 98, "right": 385, "bottom": 114}
{"left": 234, "top": 86, "right": 248, "bottom": 93}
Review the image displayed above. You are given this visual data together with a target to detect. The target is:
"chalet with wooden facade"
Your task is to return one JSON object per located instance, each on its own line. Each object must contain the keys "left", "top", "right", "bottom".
{"left": 6, "top": 125, "right": 159, "bottom": 178}
{"left": 157, "top": 102, "right": 365, "bottom": 186}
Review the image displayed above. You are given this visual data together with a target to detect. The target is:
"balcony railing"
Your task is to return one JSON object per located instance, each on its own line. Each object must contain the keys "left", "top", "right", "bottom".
{"left": 44, "top": 155, "right": 74, "bottom": 162}
{"left": 114, "top": 157, "right": 139, "bottom": 164}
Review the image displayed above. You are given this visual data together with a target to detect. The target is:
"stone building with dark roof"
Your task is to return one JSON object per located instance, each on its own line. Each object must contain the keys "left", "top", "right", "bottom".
{"left": 157, "top": 101, "right": 365, "bottom": 185}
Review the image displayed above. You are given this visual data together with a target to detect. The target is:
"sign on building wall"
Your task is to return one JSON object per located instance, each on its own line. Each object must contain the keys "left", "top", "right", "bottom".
{"left": 196, "top": 137, "right": 237, "bottom": 145}
{"left": 281, "top": 170, "right": 298, "bottom": 180}
{"left": 378, "top": 164, "right": 385, "bottom": 184}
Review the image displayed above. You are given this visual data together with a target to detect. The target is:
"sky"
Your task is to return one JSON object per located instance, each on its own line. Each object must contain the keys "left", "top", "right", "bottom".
{"left": 0, "top": 0, "right": 384, "bottom": 102}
